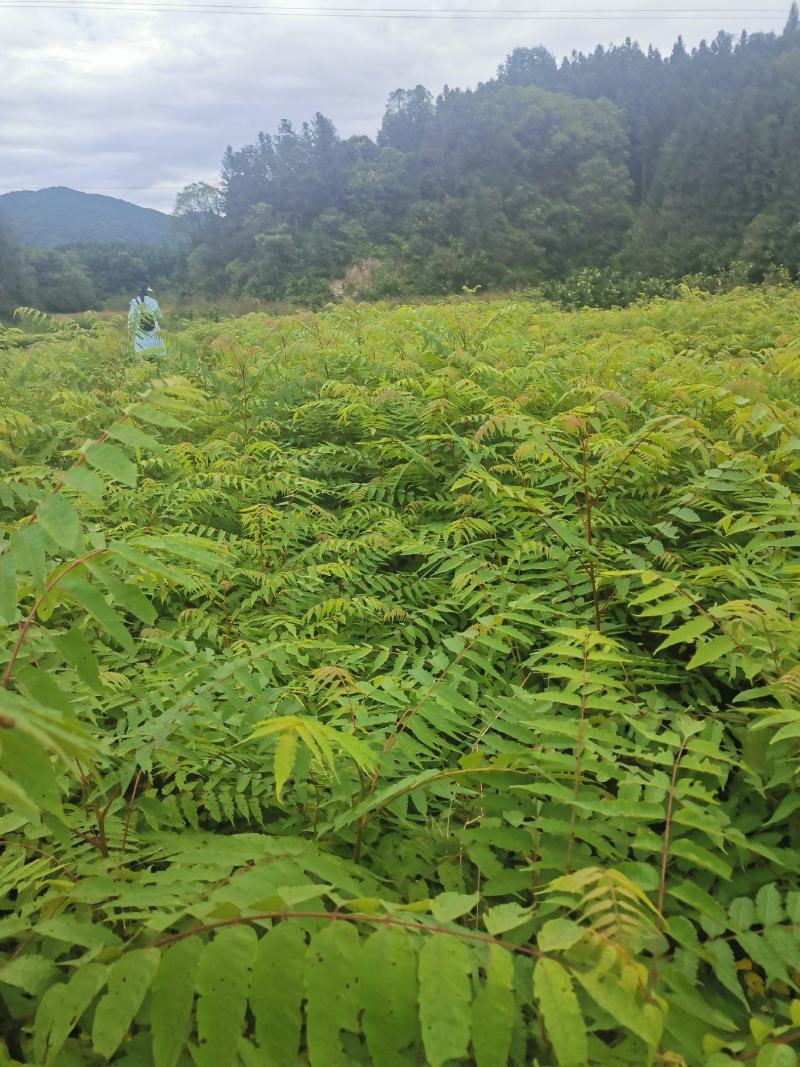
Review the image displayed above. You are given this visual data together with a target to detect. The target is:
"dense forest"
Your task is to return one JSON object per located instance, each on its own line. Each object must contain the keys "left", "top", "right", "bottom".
{"left": 0, "top": 224, "right": 180, "bottom": 315}
{"left": 2, "top": 5, "right": 799, "bottom": 313}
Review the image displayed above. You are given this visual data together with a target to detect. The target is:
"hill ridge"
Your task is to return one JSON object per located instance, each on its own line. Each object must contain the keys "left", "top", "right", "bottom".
{"left": 0, "top": 186, "right": 170, "bottom": 248}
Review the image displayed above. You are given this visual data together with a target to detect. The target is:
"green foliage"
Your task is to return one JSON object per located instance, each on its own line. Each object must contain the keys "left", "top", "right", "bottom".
{"left": 0, "top": 286, "right": 798, "bottom": 1064}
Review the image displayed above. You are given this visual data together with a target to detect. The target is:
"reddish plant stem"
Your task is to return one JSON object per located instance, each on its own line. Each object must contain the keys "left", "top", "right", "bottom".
{"left": 1, "top": 547, "right": 109, "bottom": 689}
{"left": 153, "top": 908, "right": 543, "bottom": 958}
{"left": 581, "top": 437, "right": 601, "bottom": 630}
{"left": 651, "top": 737, "right": 687, "bottom": 984}
{"left": 91, "top": 789, "right": 118, "bottom": 860}
{"left": 566, "top": 633, "right": 590, "bottom": 873}
{"left": 120, "top": 768, "right": 143, "bottom": 854}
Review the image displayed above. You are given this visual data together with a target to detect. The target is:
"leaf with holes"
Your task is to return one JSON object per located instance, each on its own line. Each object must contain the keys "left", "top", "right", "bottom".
{"left": 92, "top": 948, "right": 160, "bottom": 1059}
{"left": 251, "top": 922, "right": 307, "bottom": 1066}
{"left": 151, "top": 937, "right": 203, "bottom": 1067}
{"left": 196, "top": 927, "right": 257, "bottom": 1067}
{"left": 361, "top": 926, "right": 419, "bottom": 1067}
{"left": 533, "top": 957, "right": 588, "bottom": 1067}
{"left": 305, "top": 922, "right": 361, "bottom": 1067}
{"left": 418, "top": 935, "right": 472, "bottom": 1067}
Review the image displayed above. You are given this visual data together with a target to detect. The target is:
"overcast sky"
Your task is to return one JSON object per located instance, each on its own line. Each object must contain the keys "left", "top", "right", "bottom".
{"left": 1, "top": 1, "right": 789, "bottom": 212}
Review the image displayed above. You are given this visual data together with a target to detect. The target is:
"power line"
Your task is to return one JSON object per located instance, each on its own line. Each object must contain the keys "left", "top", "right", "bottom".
{"left": 1, "top": 4, "right": 785, "bottom": 11}
{"left": 0, "top": 3, "right": 787, "bottom": 8}
{"left": 0, "top": 2, "right": 786, "bottom": 15}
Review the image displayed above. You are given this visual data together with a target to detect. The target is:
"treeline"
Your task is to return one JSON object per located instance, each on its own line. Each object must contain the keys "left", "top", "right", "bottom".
{"left": 0, "top": 224, "right": 180, "bottom": 315}
{"left": 3, "top": 5, "right": 799, "bottom": 313}
{"left": 180, "top": 6, "right": 800, "bottom": 304}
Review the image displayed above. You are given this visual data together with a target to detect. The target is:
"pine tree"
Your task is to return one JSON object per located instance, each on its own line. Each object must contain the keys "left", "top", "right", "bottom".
{"left": 786, "top": 2, "right": 799, "bottom": 34}
{"left": 668, "top": 37, "right": 687, "bottom": 64}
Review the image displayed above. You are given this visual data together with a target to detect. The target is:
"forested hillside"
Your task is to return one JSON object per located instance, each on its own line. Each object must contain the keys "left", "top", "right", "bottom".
{"left": 180, "top": 4, "right": 800, "bottom": 304}
{"left": 0, "top": 188, "right": 169, "bottom": 249}
{"left": 2, "top": 7, "right": 799, "bottom": 313}
{"left": 0, "top": 221, "right": 180, "bottom": 317}
{"left": 0, "top": 190, "right": 176, "bottom": 316}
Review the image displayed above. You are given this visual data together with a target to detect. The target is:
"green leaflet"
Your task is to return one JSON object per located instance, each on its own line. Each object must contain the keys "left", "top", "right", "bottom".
{"left": 361, "top": 926, "right": 419, "bottom": 1067}
{"left": 33, "top": 962, "right": 108, "bottom": 1065}
{"left": 669, "top": 838, "right": 732, "bottom": 880}
{"left": 92, "top": 948, "right": 160, "bottom": 1059}
{"left": 418, "top": 935, "right": 472, "bottom": 1067}
{"left": 128, "top": 401, "right": 185, "bottom": 428}
{"left": 533, "top": 957, "right": 588, "bottom": 1067}
{"left": 0, "top": 549, "right": 18, "bottom": 625}
{"left": 656, "top": 615, "right": 714, "bottom": 653}
{"left": 0, "top": 770, "right": 37, "bottom": 815}
{"left": 330, "top": 770, "right": 442, "bottom": 832}
{"left": 35, "top": 916, "right": 120, "bottom": 949}
{"left": 574, "top": 963, "right": 663, "bottom": 1048}
{"left": 37, "top": 494, "right": 84, "bottom": 557}
{"left": 756, "top": 883, "right": 784, "bottom": 927}
{"left": 58, "top": 574, "right": 134, "bottom": 651}
{"left": 107, "top": 421, "right": 165, "bottom": 453}
{"left": 729, "top": 897, "right": 756, "bottom": 932}
{"left": 87, "top": 564, "right": 157, "bottom": 626}
{"left": 305, "top": 922, "right": 361, "bottom": 1067}
{"left": 251, "top": 922, "right": 307, "bottom": 1066}
{"left": 131, "top": 533, "right": 227, "bottom": 569}
{"left": 0, "top": 728, "right": 63, "bottom": 817}
{"left": 10, "top": 522, "right": 46, "bottom": 592}
{"left": 51, "top": 624, "right": 104, "bottom": 690}
{"left": 472, "top": 943, "right": 515, "bottom": 1067}
{"left": 706, "top": 938, "right": 748, "bottom": 1006}
{"left": 736, "top": 931, "right": 791, "bottom": 986}
{"left": 638, "top": 594, "right": 693, "bottom": 617}
{"left": 273, "top": 731, "right": 298, "bottom": 801}
{"left": 195, "top": 926, "right": 258, "bottom": 1067}
{"left": 537, "top": 919, "right": 585, "bottom": 953}
{"left": 107, "top": 540, "right": 196, "bottom": 585}
{"left": 17, "top": 664, "right": 73, "bottom": 713}
{"left": 755, "top": 1046, "right": 798, "bottom": 1067}
{"left": 62, "top": 465, "right": 106, "bottom": 500}
{"left": 771, "top": 722, "right": 800, "bottom": 744}
{"left": 151, "top": 936, "right": 203, "bottom": 1067}
{"left": 484, "top": 902, "right": 533, "bottom": 935}
{"left": 430, "top": 891, "right": 480, "bottom": 923}
{"left": 687, "top": 634, "right": 736, "bottom": 669}
{"left": 0, "top": 954, "right": 59, "bottom": 996}
{"left": 84, "top": 441, "right": 138, "bottom": 487}
{"left": 668, "top": 880, "right": 728, "bottom": 928}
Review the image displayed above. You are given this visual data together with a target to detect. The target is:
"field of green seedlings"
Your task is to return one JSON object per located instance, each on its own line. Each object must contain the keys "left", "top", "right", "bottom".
{"left": 1, "top": 287, "right": 799, "bottom": 1067}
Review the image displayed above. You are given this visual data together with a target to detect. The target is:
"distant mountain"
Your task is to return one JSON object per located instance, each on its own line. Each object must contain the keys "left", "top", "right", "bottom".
{"left": 0, "top": 187, "right": 170, "bottom": 248}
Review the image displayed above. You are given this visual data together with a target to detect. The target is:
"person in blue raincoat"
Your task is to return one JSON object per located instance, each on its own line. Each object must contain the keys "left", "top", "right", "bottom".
{"left": 128, "top": 282, "right": 166, "bottom": 355}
